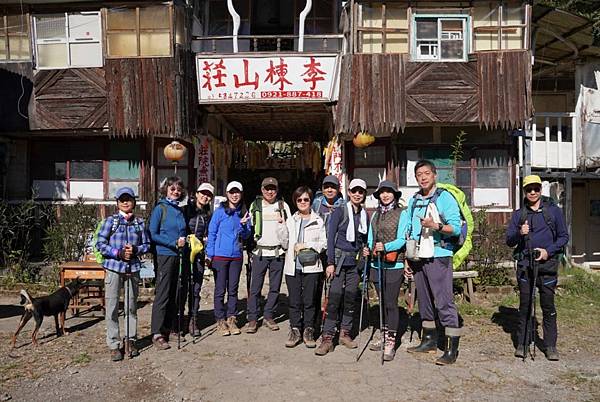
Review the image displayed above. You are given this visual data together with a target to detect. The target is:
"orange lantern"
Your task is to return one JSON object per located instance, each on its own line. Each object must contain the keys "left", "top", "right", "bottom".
{"left": 164, "top": 140, "right": 187, "bottom": 162}
{"left": 352, "top": 132, "right": 375, "bottom": 148}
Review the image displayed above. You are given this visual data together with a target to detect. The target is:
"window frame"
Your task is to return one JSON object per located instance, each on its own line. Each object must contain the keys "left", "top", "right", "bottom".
{"left": 356, "top": 2, "right": 408, "bottom": 54}
{"left": 104, "top": 5, "right": 175, "bottom": 59}
{"left": 0, "top": 14, "right": 31, "bottom": 62}
{"left": 472, "top": 3, "right": 529, "bottom": 52}
{"left": 33, "top": 11, "right": 103, "bottom": 69}
{"left": 411, "top": 14, "right": 470, "bottom": 62}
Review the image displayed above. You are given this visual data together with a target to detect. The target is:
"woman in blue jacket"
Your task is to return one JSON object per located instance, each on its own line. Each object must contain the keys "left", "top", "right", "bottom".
{"left": 149, "top": 176, "right": 187, "bottom": 350}
{"left": 206, "top": 181, "right": 251, "bottom": 336}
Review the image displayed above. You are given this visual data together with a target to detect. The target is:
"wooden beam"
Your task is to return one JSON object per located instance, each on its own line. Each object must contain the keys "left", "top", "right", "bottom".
{"left": 535, "top": 21, "right": 594, "bottom": 53}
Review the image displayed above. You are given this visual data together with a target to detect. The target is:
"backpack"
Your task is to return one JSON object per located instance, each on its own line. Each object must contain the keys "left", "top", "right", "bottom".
{"left": 249, "top": 196, "right": 288, "bottom": 241}
{"left": 92, "top": 214, "right": 143, "bottom": 263}
{"left": 517, "top": 196, "right": 563, "bottom": 255}
{"left": 408, "top": 183, "right": 474, "bottom": 270}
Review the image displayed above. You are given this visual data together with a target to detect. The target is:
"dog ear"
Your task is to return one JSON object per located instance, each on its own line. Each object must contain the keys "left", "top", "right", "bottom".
{"left": 20, "top": 294, "right": 27, "bottom": 305}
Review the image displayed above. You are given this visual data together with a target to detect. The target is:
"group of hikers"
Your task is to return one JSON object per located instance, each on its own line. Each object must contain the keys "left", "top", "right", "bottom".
{"left": 95, "top": 159, "right": 568, "bottom": 365}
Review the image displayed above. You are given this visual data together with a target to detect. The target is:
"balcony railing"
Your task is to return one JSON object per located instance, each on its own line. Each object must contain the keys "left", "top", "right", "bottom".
{"left": 193, "top": 34, "right": 344, "bottom": 54}
{"left": 529, "top": 112, "right": 577, "bottom": 170}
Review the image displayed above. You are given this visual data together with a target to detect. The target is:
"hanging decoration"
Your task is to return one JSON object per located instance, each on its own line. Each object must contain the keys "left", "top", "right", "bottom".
{"left": 324, "top": 134, "right": 343, "bottom": 185}
{"left": 164, "top": 140, "right": 187, "bottom": 173}
{"left": 352, "top": 132, "right": 375, "bottom": 148}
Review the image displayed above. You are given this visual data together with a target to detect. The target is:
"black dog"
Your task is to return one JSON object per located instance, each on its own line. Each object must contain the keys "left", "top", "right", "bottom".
{"left": 12, "top": 279, "right": 82, "bottom": 347}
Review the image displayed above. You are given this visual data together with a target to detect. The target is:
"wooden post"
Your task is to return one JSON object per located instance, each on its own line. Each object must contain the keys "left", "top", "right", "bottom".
{"left": 565, "top": 175, "right": 573, "bottom": 260}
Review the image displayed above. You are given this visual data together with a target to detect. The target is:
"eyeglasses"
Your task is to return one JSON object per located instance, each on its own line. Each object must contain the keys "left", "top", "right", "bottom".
{"left": 525, "top": 186, "right": 541, "bottom": 193}
{"left": 168, "top": 186, "right": 182, "bottom": 192}
{"left": 296, "top": 197, "right": 311, "bottom": 203}
{"left": 350, "top": 188, "right": 366, "bottom": 194}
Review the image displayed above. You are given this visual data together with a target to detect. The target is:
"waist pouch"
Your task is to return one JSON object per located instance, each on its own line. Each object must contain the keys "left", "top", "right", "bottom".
{"left": 376, "top": 250, "right": 405, "bottom": 264}
{"left": 536, "top": 258, "right": 559, "bottom": 275}
{"left": 297, "top": 248, "right": 319, "bottom": 266}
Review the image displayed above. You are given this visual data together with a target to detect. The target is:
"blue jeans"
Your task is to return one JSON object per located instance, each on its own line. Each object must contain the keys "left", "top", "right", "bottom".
{"left": 212, "top": 259, "right": 243, "bottom": 320}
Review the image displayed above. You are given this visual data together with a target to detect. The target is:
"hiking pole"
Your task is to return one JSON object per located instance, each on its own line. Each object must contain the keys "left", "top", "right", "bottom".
{"left": 405, "top": 273, "right": 415, "bottom": 343}
{"left": 377, "top": 251, "right": 385, "bottom": 365}
{"left": 124, "top": 223, "right": 132, "bottom": 359}
{"left": 190, "top": 253, "right": 197, "bottom": 344}
{"left": 356, "top": 254, "right": 370, "bottom": 362}
{"left": 177, "top": 246, "right": 183, "bottom": 350}
{"left": 529, "top": 246, "right": 539, "bottom": 361}
{"left": 522, "top": 229, "right": 536, "bottom": 362}
{"left": 320, "top": 277, "right": 331, "bottom": 338}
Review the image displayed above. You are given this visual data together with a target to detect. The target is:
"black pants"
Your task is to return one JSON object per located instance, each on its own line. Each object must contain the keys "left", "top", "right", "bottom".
{"left": 180, "top": 253, "right": 206, "bottom": 318}
{"left": 151, "top": 255, "right": 180, "bottom": 335}
{"left": 322, "top": 264, "right": 360, "bottom": 335}
{"left": 286, "top": 271, "right": 320, "bottom": 330}
{"left": 247, "top": 255, "right": 284, "bottom": 321}
{"left": 517, "top": 268, "right": 558, "bottom": 348}
{"left": 369, "top": 268, "right": 404, "bottom": 332}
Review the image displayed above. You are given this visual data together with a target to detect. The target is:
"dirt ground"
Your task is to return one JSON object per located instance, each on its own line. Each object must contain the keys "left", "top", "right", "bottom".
{"left": 1, "top": 272, "right": 599, "bottom": 402}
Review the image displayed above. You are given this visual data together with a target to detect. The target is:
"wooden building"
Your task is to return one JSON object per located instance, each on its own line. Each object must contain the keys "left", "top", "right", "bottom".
{"left": 0, "top": 0, "right": 198, "bottom": 206}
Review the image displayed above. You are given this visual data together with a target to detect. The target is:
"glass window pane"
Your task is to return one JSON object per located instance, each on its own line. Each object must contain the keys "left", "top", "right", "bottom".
{"left": 9, "top": 36, "right": 30, "bottom": 60}
{"left": 354, "top": 145, "right": 385, "bottom": 166}
{"left": 35, "top": 15, "right": 66, "bottom": 40}
{"left": 36, "top": 43, "right": 68, "bottom": 67}
{"left": 7, "top": 15, "right": 27, "bottom": 34}
{"left": 416, "top": 18, "right": 437, "bottom": 39}
{"left": 140, "top": 32, "right": 170, "bottom": 56}
{"left": 422, "top": 149, "right": 452, "bottom": 167}
{"left": 107, "top": 32, "right": 138, "bottom": 56}
{"left": 68, "top": 12, "right": 101, "bottom": 41}
{"left": 436, "top": 168, "right": 455, "bottom": 184}
{"left": 140, "top": 6, "right": 170, "bottom": 30}
{"left": 361, "top": 32, "right": 383, "bottom": 53}
{"left": 71, "top": 161, "right": 103, "bottom": 180}
{"left": 353, "top": 168, "right": 381, "bottom": 189}
{"left": 109, "top": 160, "right": 140, "bottom": 180}
{"left": 476, "top": 169, "right": 509, "bottom": 188}
{"left": 361, "top": 4, "right": 382, "bottom": 29}
{"left": 457, "top": 169, "right": 471, "bottom": 187}
{"left": 69, "top": 42, "right": 102, "bottom": 67}
{"left": 107, "top": 8, "right": 136, "bottom": 30}
{"left": 441, "top": 40, "right": 463, "bottom": 59}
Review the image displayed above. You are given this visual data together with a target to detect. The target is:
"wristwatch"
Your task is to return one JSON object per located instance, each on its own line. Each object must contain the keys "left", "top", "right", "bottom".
{"left": 437, "top": 223, "right": 444, "bottom": 232}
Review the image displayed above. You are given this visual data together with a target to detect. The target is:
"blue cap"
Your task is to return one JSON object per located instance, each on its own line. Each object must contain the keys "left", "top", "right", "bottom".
{"left": 115, "top": 187, "right": 137, "bottom": 199}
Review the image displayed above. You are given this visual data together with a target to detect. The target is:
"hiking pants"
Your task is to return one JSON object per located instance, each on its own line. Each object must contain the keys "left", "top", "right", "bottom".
{"left": 105, "top": 269, "right": 139, "bottom": 349}
{"left": 212, "top": 259, "right": 243, "bottom": 320}
{"left": 412, "top": 257, "right": 459, "bottom": 329}
{"left": 247, "top": 255, "right": 284, "bottom": 321}
{"left": 180, "top": 253, "right": 206, "bottom": 318}
{"left": 151, "top": 255, "right": 179, "bottom": 335}
{"left": 323, "top": 263, "right": 360, "bottom": 335}
{"left": 286, "top": 271, "right": 320, "bottom": 329}
{"left": 370, "top": 268, "right": 404, "bottom": 332}
{"left": 517, "top": 268, "right": 558, "bottom": 348}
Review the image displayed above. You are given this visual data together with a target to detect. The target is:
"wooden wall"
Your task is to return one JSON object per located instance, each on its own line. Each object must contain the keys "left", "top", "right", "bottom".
{"left": 335, "top": 50, "right": 532, "bottom": 135}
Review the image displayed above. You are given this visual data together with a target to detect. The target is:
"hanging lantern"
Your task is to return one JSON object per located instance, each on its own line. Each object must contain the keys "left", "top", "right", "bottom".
{"left": 352, "top": 132, "right": 375, "bottom": 148}
{"left": 164, "top": 140, "right": 187, "bottom": 162}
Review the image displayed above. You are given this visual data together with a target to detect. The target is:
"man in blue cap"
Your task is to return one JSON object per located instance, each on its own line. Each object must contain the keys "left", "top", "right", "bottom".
{"left": 96, "top": 187, "right": 151, "bottom": 361}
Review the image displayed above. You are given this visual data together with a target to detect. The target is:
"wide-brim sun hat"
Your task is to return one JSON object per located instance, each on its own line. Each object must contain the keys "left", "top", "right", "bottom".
{"left": 373, "top": 180, "right": 402, "bottom": 200}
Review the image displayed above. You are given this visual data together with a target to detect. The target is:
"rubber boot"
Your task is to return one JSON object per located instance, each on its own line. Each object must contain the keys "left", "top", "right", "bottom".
{"left": 435, "top": 335, "right": 460, "bottom": 365}
{"left": 407, "top": 326, "right": 438, "bottom": 354}
{"left": 383, "top": 331, "right": 397, "bottom": 361}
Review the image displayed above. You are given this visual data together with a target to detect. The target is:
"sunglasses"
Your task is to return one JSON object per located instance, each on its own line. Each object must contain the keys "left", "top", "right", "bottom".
{"left": 350, "top": 188, "right": 366, "bottom": 194}
{"left": 322, "top": 184, "right": 338, "bottom": 190}
{"left": 525, "top": 186, "right": 541, "bottom": 193}
{"left": 296, "top": 197, "right": 311, "bottom": 203}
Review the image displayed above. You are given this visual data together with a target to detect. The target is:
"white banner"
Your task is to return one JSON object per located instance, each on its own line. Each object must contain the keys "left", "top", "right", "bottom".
{"left": 197, "top": 135, "right": 211, "bottom": 185}
{"left": 197, "top": 54, "right": 340, "bottom": 103}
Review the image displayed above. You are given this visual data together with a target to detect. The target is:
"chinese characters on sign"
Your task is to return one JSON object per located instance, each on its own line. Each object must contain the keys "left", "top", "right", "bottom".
{"left": 197, "top": 55, "right": 339, "bottom": 103}
{"left": 196, "top": 136, "right": 211, "bottom": 185}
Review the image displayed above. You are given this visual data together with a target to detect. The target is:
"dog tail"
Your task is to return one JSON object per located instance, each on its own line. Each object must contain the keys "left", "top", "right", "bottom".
{"left": 20, "top": 289, "right": 34, "bottom": 310}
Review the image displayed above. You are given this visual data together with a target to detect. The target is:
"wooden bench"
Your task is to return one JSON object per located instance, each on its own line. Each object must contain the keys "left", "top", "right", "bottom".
{"left": 60, "top": 261, "right": 106, "bottom": 316}
{"left": 452, "top": 270, "right": 478, "bottom": 303}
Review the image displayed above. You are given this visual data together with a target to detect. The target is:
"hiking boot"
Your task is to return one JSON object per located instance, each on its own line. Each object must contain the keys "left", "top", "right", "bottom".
{"left": 303, "top": 327, "right": 316, "bottom": 348}
{"left": 217, "top": 319, "right": 230, "bottom": 336}
{"left": 152, "top": 336, "right": 171, "bottom": 350}
{"left": 545, "top": 346, "right": 560, "bottom": 361}
{"left": 339, "top": 329, "right": 357, "bottom": 349}
{"left": 188, "top": 315, "right": 201, "bottom": 337}
{"left": 126, "top": 339, "right": 139, "bottom": 358}
{"left": 514, "top": 345, "right": 525, "bottom": 358}
{"left": 315, "top": 334, "right": 334, "bottom": 356}
{"left": 435, "top": 335, "right": 460, "bottom": 365}
{"left": 285, "top": 328, "right": 302, "bottom": 348}
{"left": 407, "top": 327, "right": 438, "bottom": 354}
{"left": 110, "top": 348, "right": 123, "bottom": 362}
{"left": 383, "top": 331, "right": 397, "bottom": 361}
{"left": 264, "top": 318, "right": 280, "bottom": 331}
{"left": 369, "top": 338, "right": 382, "bottom": 351}
{"left": 245, "top": 320, "right": 258, "bottom": 334}
{"left": 227, "top": 316, "right": 241, "bottom": 335}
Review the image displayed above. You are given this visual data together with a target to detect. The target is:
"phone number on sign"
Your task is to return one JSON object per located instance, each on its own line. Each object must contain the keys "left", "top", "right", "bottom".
{"left": 261, "top": 91, "right": 323, "bottom": 98}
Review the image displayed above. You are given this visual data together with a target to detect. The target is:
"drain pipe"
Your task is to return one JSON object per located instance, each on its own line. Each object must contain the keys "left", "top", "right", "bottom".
{"left": 298, "top": 0, "right": 312, "bottom": 52}
{"left": 227, "top": 0, "right": 240, "bottom": 53}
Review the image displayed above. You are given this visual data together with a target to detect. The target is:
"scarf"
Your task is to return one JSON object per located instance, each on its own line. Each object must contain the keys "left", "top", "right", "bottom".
{"left": 378, "top": 202, "right": 395, "bottom": 214}
{"left": 346, "top": 202, "right": 367, "bottom": 242}
{"left": 118, "top": 210, "right": 134, "bottom": 222}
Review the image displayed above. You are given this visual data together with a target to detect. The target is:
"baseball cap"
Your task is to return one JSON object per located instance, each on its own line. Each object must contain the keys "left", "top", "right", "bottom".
{"left": 226, "top": 181, "right": 243, "bottom": 192}
{"left": 348, "top": 178, "right": 367, "bottom": 191}
{"left": 261, "top": 177, "right": 278, "bottom": 188}
{"left": 196, "top": 183, "right": 214, "bottom": 195}
{"left": 322, "top": 175, "right": 339, "bottom": 187}
{"left": 115, "top": 186, "right": 137, "bottom": 199}
{"left": 522, "top": 175, "right": 542, "bottom": 188}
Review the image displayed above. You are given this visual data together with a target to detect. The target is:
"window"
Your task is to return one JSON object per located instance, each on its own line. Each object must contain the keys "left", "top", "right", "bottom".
{"left": 0, "top": 14, "right": 30, "bottom": 61}
{"left": 106, "top": 5, "right": 173, "bottom": 57}
{"left": 33, "top": 12, "right": 102, "bottom": 69}
{"left": 347, "top": 141, "right": 390, "bottom": 193}
{"left": 358, "top": 3, "right": 408, "bottom": 53}
{"left": 473, "top": 3, "right": 528, "bottom": 51}
{"left": 412, "top": 16, "right": 469, "bottom": 61}
{"left": 30, "top": 140, "right": 142, "bottom": 200}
